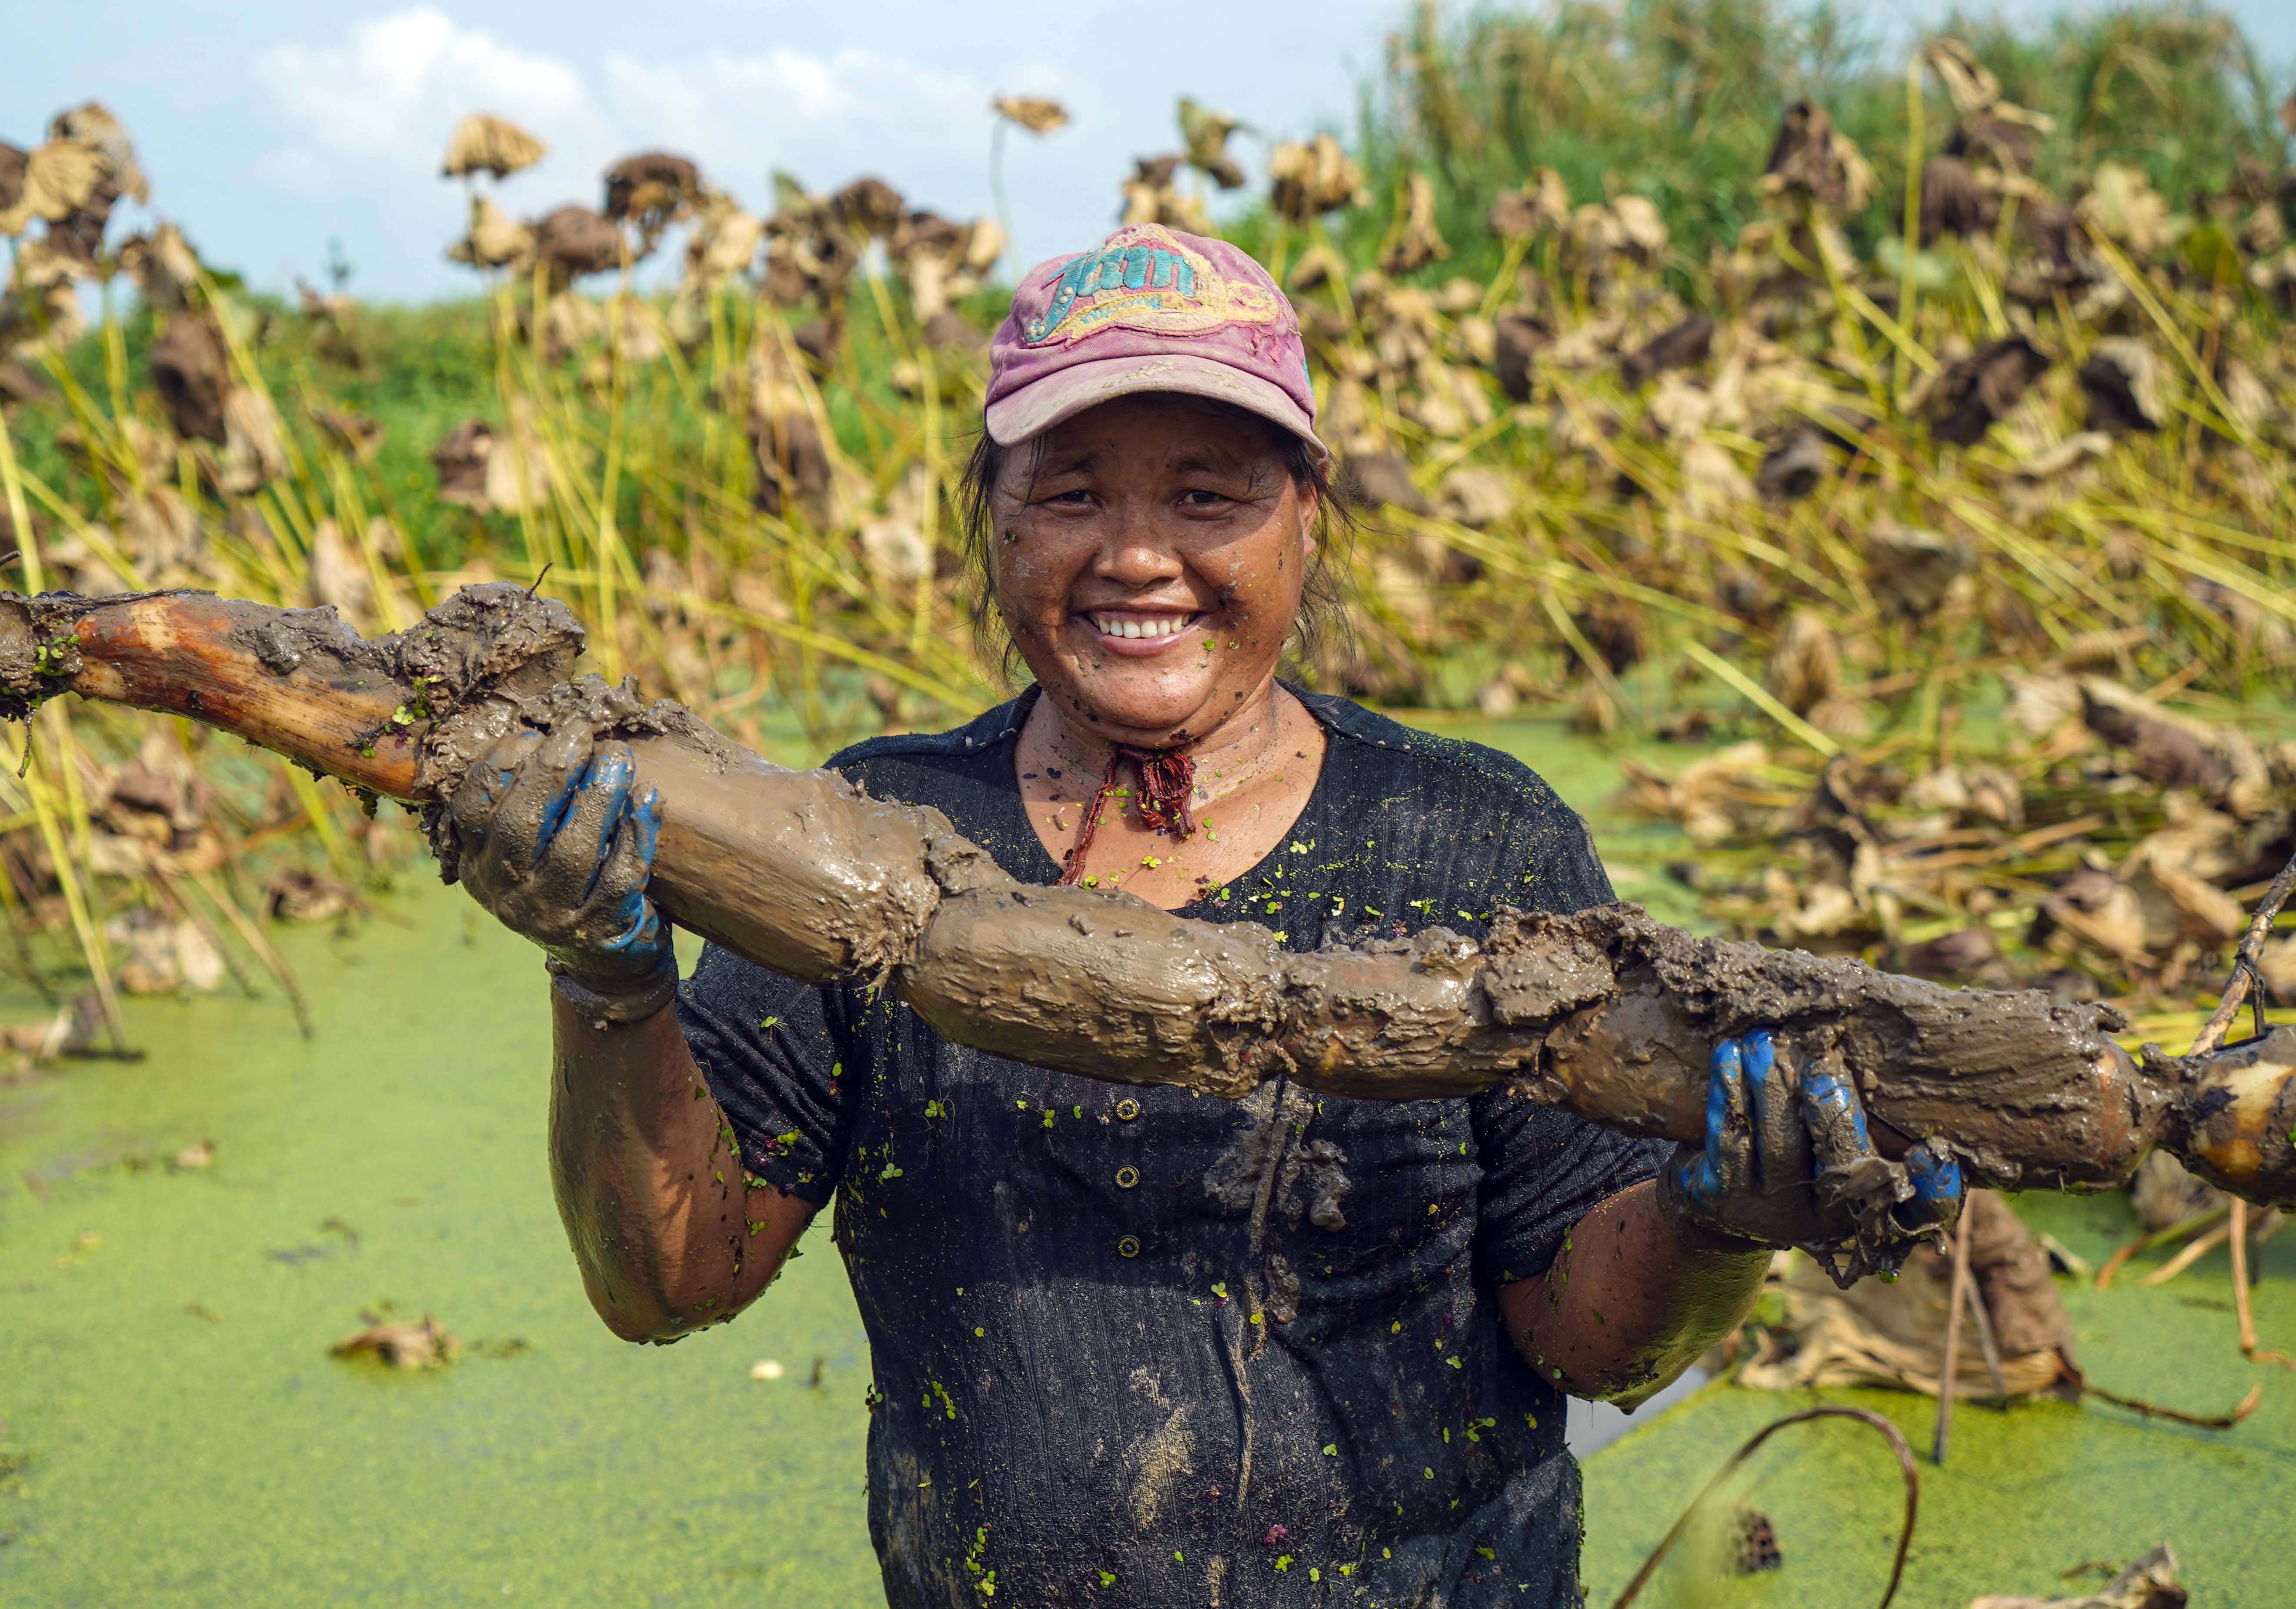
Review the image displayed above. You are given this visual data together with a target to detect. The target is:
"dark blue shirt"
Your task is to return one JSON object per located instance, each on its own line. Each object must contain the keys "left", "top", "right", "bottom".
{"left": 678, "top": 688, "right": 1669, "bottom": 1609}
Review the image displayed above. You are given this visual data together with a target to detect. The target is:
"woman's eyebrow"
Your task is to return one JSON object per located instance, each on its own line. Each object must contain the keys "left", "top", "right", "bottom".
{"left": 1170, "top": 453, "right": 1257, "bottom": 477}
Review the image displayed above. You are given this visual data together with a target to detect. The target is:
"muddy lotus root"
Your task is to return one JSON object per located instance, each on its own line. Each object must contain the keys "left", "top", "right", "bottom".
{"left": 4, "top": 583, "right": 2291, "bottom": 1209}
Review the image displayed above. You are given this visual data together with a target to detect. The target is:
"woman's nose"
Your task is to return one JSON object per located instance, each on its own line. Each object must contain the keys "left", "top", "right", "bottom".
{"left": 1091, "top": 515, "right": 1184, "bottom": 587}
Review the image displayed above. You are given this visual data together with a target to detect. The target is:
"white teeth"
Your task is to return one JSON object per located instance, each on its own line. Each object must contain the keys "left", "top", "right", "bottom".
{"left": 1093, "top": 614, "right": 1193, "bottom": 640}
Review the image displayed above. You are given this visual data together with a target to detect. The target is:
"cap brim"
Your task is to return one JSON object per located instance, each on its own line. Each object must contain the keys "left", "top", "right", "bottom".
{"left": 984, "top": 353, "right": 1329, "bottom": 466}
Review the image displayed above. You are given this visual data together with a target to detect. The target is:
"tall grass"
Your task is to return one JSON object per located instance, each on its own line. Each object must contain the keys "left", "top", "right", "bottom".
{"left": 1328, "top": 0, "right": 2292, "bottom": 280}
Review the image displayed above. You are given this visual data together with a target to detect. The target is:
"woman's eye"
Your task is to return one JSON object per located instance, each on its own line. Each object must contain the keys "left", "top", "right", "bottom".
{"left": 1180, "top": 489, "right": 1229, "bottom": 507}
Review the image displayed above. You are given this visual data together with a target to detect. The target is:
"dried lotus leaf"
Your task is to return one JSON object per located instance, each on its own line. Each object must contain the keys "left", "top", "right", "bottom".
{"left": 440, "top": 113, "right": 547, "bottom": 180}
{"left": 0, "top": 141, "right": 104, "bottom": 234}
{"left": 991, "top": 96, "right": 1069, "bottom": 136}
{"left": 1378, "top": 174, "right": 1449, "bottom": 275}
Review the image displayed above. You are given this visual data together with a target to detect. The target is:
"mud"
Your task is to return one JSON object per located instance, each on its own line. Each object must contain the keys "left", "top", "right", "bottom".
{"left": 7, "top": 582, "right": 2291, "bottom": 1206}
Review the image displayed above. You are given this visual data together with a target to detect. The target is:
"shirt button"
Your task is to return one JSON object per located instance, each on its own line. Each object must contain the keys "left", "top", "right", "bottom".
{"left": 1115, "top": 1165, "right": 1140, "bottom": 1190}
{"left": 1118, "top": 1235, "right": 1142, "bottom": 1259}
{"left": 1115, "top": 1098, "right": 1141, "bottom": 1122}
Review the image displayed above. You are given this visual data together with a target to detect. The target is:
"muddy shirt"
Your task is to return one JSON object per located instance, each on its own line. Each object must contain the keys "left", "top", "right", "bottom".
{"left": 678, "top": 688, "right": 1669, "bottom": 1609}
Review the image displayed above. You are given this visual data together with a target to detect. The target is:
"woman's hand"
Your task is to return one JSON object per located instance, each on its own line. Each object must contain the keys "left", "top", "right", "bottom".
{"left": 437, "top": 725, "right": 673, "bottom": 1015}
{"left": 1657, "top": 1029, "right": 1963, "bottom": 1284}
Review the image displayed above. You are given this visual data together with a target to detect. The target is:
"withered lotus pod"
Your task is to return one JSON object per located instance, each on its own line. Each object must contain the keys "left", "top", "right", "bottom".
{"left": 445, "top": 194, "right": 532, "bottom": 273}
{"left": 1486, "top": 190, "right": 1539, "bottom": 243}
{"left": 425, "top": 415, "right": 546, "bottom": 514}
{"left": 1571, "top": 608, "right": 1644, "bottom": 676}
{"left": 1765, "top": 609, "right": 1840, "bottom": 714}
{"left": 0, "top": 140, "right": 103, "bottom": 237}
{"left": 431, "top": 419, "right": 496, "bottom": 509}
{"left": 147, "top": 315, "right": 230, "bottom": 445}
{"left": 1618, "top": 315, "right": 1713, "bottom": 390}
{"left": 118, "top": 223, "right": 202, "bottom": 310}
{"left": 791, "top": 319, "right": 841, "bottom": 370}
{"left": 2226, "top": 155, "right": 2275, "bottom": 207}
{"left": 603, "top": 151, "right": 703, "bottom": 234}
{"left": 1945, "top": 114, "right": 2041, "bottom": 176}
{"left": 1334, "top": 453, "right": 1428, "bottom": 515}
{"left": 2025, "top": 204, "right": 2087, "bottom": 283}
{"left": 1755, "top": 428, "right": 1832, "bottom": 501}
{"left": 1918, "top": 155, "right": 1991, "bottom": 244}
{"left": 958, "top": 217, "right": 1004, "bottom": 276}
{"left": 1378, "top": 174, "right": 1449, "bottom": 275}
{"left": 1267, "top": 134, "right": 1364, "bottom": 226}
{"left": 1922, "top": 38, "right": 2002, "bottom": 117}
{"left": 1487, "top": 168, "right": 1570, "bottom": 243}
{"left": 441, "top": 113, "right": 547, "bottom": 181}
{"left": 830, "top": 177, "right": 906, "bottom": 242}
{"left": 0, "top": 143, "right": 27, "bottom": 221}
{"left": 1131, "top": 154, "right": 1185, "bottom": 192}
{"left": 531, "top": 205, "right": 624, "bottom": 288}
{"left": 48, "top": 102, "right": 147, "bottom": 204}
{"left": 1918, "top": 334, "right": 2050, "bottom": 447}
{"left": 2076, "top": 163, "right": 2174, "bottom": 258}
{"left": 220, "top": 388, "right": 289, "bottom": 496}
{"left": 1285, "top": 242, "right": 1348, "bottom": 293}
{"left": 760, "top": 251, "right": 812, "bottom": 309}
{"left": 1761, "top": 100, "right": 1876, "bottom": 213}
{"left": 891, "top": 210, "right": 966, "bottom": 266}
{"left": 749, "top": 405, "right": 833, "bottom": 524}
{"left": 0, "top": 358, "right": 53, "bottom": 407}
{"left": 1608, "top": 197, "right": 1670, "bottom": 262}
{"left": 991, "top": 96, "right": 1069, "bottom": 137}
{"left": 1195, "top": 154, "right": 1247, "bottom": 192}
{"left": 308, "top": 404, "right": 384, "bottom": 462}
{"left": 46, "top": 184, "right": 120, "bottom": 264}
{"left": 1711, "top": 567, "right": 1769, "bottom": 627}
{"left": 2079, "top": 337, "right": 2166, "bottom": 433}
{"left": 1178, "top": 99, "right": 1247, "bottom": 190}
{"left": 1492, "top": 314, "right": 1549, "bottom": 403}
{"left": 1866, "top": 523, "right": 1976, "bottom": 620}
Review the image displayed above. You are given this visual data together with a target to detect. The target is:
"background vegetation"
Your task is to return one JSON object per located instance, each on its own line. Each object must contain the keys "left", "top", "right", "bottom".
{"left": 0, "top": 0, "right": 2292, "bottom": 1057}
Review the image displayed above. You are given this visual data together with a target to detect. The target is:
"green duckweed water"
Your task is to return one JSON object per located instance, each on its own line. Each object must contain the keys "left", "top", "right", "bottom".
{"left": 0, "top": 889, "right": 881, "bottom": 1606}
{"left": 0, "top": 715, "right": 2287, "bottom": 1605}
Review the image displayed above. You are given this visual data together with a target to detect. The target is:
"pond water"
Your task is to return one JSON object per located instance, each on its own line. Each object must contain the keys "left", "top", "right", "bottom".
{"left": 2, "top": 714, "right": 2289, "bottom": 1606}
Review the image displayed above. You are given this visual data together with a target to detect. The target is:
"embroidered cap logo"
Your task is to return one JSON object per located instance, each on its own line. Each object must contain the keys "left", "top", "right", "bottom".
{"left": 1022, "top": 224, "right": 1281, "bottom": 348}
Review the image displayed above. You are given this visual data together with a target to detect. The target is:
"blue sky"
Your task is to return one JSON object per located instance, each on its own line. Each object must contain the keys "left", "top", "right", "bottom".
{"left": 9, "top": 1, "right": 2293, "bottom": 303}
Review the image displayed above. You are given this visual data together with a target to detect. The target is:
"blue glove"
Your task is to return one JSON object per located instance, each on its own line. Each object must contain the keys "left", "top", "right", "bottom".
{"left": 439, "top": 724, "right": 674, "bottom": 1012}
{"left": 1659, "top": 1028, "right": 1963, "bottom": 1284}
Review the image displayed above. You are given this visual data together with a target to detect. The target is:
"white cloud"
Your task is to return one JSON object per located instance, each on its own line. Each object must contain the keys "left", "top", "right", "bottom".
{"left": 243, "top": 9, "right": 1110, "bottom": 293}
{"left": 250, "top": 7, "right": 1079, "bottom": 233}
{"left": 254, "top": 8, "right": 608, "bottom": 176}
{"left": 601, "top": 47, "right": 994, "bottom": 185}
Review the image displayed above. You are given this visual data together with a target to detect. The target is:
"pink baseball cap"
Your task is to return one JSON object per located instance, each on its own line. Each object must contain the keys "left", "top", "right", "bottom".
{"left": 984, "top": 224, "right": 1328, "bottom": 463}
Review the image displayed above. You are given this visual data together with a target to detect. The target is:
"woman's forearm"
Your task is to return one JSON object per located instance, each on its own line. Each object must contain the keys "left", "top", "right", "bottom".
{"left": 1499, "top": 1179, "right": 1767, "bottom": 1407}
{"left": 547, "top": 991, "right": 807, "bottom": 1341}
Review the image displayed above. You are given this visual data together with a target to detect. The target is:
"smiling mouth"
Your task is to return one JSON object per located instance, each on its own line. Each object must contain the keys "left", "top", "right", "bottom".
{"left": 1084, "top": 611, "right": 1205, "bottom": 641}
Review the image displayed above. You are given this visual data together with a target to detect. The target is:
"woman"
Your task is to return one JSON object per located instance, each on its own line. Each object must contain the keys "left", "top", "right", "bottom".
{"left": 442, "top": 224, "right": 1952, "bottom": 1607}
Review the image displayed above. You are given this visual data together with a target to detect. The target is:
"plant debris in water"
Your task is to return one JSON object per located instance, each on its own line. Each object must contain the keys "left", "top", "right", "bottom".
{"left": 1619, "top": 681, "right": 2296, "bottom": 1011}
{"left": 1966, "top": 1542, "right": 2186, "bottom": 1609}
{"left": 330, "top": 1312, "right": 459, "bottom": 1371}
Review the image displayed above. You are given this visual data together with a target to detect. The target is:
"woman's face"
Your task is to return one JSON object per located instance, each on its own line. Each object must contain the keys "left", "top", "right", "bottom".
{"left": 988, "top": 394, "right": 1318, "bottom": 748}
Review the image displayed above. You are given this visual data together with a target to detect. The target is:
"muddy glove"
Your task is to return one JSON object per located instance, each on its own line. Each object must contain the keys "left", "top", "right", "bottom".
{"left": 434, "top": 725, "right": 674, "bottom": 1023}
{"left": 1656, "top": 1028, "right": 1963, "bottom": 1286}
